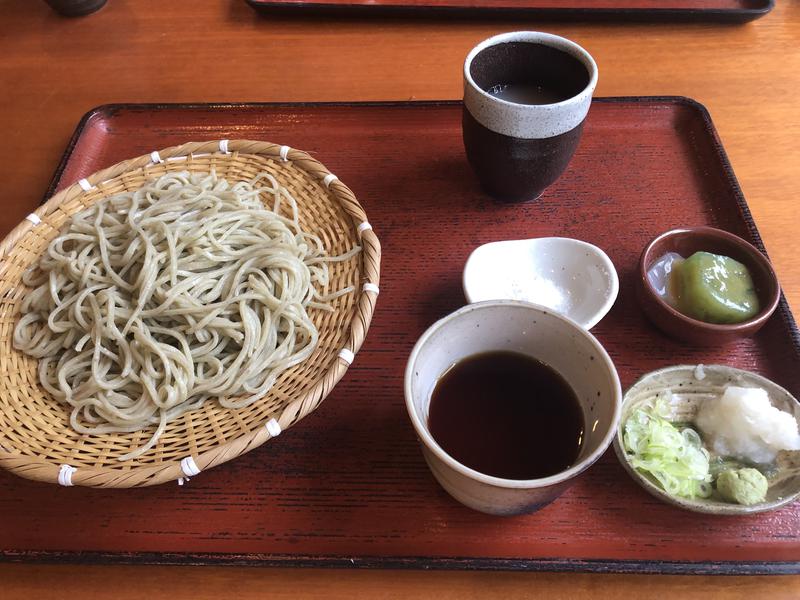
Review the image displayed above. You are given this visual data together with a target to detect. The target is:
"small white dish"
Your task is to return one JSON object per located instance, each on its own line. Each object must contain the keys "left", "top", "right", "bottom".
{"left": 462, "top": 237, "right": 619, "bottom": 329}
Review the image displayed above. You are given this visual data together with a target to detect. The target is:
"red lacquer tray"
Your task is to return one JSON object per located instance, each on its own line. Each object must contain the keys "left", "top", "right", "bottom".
{"left": 245, "top": 0, "right": 774, "bottom": 23}
{"left": 3, "top": 99, "right": 800, "bottom": 574}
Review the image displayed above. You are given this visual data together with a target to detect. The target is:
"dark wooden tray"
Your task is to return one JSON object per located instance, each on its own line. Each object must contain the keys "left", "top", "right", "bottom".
{"left": 245, "top": 0, "right": 774, "bottom": 23}
{"left": 4, "top": 99, "right": 800, "bottom": 575}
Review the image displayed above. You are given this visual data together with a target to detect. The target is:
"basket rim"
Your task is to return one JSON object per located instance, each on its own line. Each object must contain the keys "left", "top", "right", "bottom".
{"left": 0, "top": 139, "right": 381, "bottom": 488}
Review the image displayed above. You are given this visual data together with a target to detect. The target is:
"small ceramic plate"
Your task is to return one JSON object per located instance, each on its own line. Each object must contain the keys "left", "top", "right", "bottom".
{"left": 614, "top": 365, "right": 800, "bottom": 515}
{"left": 462, "top": 237, "right": 618, "bottom": 329}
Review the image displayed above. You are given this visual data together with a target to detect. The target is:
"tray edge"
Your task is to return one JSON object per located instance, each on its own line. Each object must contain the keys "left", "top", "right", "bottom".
{"left": 33, "top": 96, "right": 800, "bottom": 572}
{"left": 244, "top": 0, "right": 775, "bottom": 24}
{"left": 1, "top": 549, "right": 799, "bottom": 575}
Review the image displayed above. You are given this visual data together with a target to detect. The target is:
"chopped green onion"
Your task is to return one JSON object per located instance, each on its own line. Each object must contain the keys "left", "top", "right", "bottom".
{"left": 623, "top": 403, "right": 712, "bottom": 499}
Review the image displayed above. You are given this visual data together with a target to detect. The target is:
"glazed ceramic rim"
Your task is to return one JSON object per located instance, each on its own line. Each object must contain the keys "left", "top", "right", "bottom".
{"left": 639, "top": 226, "right": 781, "bottom": 334}
{"left": 613, "top": 364, "right": 800, "bottom": 515}
{"left": 404, "top": 299, "right": 622, "bottom": 490}
{"left": 461, "top": 237, "right": 619, "bottom": 330}
{"left": 463, "top": 31, "right": 598, "bottom": 139}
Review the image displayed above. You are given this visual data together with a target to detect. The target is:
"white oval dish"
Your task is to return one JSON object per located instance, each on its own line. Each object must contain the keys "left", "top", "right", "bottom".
{"left": 462, "top": 237, "right": 619, "bottom": 329}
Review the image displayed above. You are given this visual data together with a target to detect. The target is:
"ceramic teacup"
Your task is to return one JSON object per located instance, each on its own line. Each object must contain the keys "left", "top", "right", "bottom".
{"left": 462, "top": 32, "right": 598, "bottom": 202}
{"left": 404, "top": 300, "right": 621, "bottom": 516}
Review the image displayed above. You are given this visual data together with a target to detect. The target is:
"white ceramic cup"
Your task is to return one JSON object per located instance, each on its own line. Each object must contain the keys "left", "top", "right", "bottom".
{"left": 404, "top": 300, "right": 621, "bottom": 515}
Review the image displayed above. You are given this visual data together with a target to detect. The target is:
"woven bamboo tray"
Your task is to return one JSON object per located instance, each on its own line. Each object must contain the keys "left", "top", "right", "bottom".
{"left": 0, "top": 140, "right": 381, "bottom": 488}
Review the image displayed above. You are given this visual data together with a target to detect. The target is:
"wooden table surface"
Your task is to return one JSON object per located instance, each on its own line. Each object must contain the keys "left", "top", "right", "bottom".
{"left": 1, "top": 0, "right": 798, "bottom": 597}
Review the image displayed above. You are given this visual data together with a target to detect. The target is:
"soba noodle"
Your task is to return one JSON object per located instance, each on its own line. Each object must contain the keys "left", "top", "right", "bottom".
{"left": 13, "top": 170, "right": 360, "bottom": 460}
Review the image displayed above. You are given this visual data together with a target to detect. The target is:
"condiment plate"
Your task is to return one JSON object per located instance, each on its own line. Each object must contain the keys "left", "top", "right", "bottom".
{"left": 614, "top": 364, "right": 800, "bottom": 515}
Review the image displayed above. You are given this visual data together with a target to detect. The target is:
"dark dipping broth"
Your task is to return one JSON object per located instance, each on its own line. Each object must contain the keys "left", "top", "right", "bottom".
{"left": 428, "top": 351, "right": 584, "bottom": 480}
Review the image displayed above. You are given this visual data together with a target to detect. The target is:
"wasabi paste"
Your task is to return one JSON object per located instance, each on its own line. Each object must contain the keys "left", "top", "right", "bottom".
{"left": 716, "top": 468, "right": 768, "bottom": 505}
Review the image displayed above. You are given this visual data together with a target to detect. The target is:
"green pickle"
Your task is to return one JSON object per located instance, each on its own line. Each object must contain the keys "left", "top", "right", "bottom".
{"left": 670, "top": 251, "right": 760, "bottom": 324}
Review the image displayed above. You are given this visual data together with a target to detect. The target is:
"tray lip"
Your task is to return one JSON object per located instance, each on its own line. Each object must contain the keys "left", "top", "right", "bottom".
{"left": 2, "top": 549, "right": 799, "bottom": 575}
{"left": 31, "top": 96, "right": 800, "bottom": 572}
{"left": 244, "top": 0, "right": 774, "bottom": 23}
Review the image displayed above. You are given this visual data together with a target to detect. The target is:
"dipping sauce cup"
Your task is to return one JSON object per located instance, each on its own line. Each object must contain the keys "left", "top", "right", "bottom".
{"left": 404, "top": 300, "right": 621, "bottom": 516}
{"left": 462, "top": 31, "right": 598, "bottom": 203}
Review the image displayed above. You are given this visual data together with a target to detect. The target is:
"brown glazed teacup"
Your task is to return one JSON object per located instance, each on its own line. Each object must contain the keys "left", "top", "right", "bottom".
{"left": 463, "top": 32, "right": 598, "bottom": 202}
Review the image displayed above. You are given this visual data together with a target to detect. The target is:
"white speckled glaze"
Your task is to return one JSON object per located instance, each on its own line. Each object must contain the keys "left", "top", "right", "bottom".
{"left": 462, "top": 237, "right": 619, "bottom": 330}
{"left": 463, "top": 31, "right": 598, "bottom": 139}
{"left": 404, "top": 301, "right": 621, "bottom": 516}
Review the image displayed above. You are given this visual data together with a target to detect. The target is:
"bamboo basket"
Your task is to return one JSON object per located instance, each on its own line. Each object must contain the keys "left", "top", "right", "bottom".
{"left": 0, "top": 140, "right": 380, "bottom": 487}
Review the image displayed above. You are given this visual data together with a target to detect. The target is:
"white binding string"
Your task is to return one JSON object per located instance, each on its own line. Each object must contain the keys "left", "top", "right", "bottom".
{"left": 265, "top": 418, "right": 282, "bottom": 438}
{"left": 178, "top": 456, "right": 201, "bottom": 486}
{"left": 338, "top": 348, "right": 355, "bottom": 365}
{"left": 279, "top": 146, "right": 290, "bottom": 161}
{"left": 78, "top": 178, "right": 94, "bottom": 192}
{"left": 362, "top": 282, "right": 380, "bottom": 294}
{"left": 26, "top": 213, "right": 41, "bottom": 225}
{"left": 150, "top": 151, "right": 163, "bottom": 164}
{"left": 357, "top": 222, "right": 372, "bottom": 236}
{"left": 322, "top": 173, "right": 338, "bottom": 188}
{"left": 58, "top": 464, "right": 77, "bottom": 487}
{"left": 219, "top": 139, "right": 230, "bottom": 154}
{"left": 181, "top": 456, "right": 201, "bottom": 477}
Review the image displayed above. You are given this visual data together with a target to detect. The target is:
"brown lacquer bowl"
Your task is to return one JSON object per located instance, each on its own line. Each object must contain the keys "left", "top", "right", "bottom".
{"left": 637, "top": 227, "right": 780, "bottom": 346}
